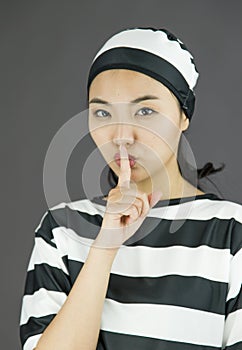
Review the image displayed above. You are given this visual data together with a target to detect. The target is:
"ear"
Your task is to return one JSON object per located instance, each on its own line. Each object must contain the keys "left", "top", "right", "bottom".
{"left": 180, "top": 111, "right": 190, "bottom": 132}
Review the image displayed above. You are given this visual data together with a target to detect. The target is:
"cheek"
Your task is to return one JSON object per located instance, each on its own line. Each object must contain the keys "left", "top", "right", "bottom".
{"left": 141, "top": 127, "right": 180, "bottom": 162}
{"left": 89, "top": 127, "right": 109, "bottom": 145}
{"left": 89, "top": 130, "right": 112, "bottom": 160}
{"left": 149, "top": 138, "right": 172, "bottom": 160}
{"left": 154, "top": 117, "right": 181, "bottom": 152}
{"left": 89, "top": 129, "right": 99, "bottom": 143}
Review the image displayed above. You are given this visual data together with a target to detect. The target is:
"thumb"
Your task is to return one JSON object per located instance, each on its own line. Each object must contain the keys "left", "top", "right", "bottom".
{"left": 148, "top": 191, "right": 163, "bottom": 208}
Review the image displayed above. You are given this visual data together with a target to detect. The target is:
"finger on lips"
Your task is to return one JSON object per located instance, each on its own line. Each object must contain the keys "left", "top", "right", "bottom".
{"left": 117, "top": 144, "right": 149, "bottom": 223}
{"left": 118, "top": 144, "right": 131, "bottom": 189}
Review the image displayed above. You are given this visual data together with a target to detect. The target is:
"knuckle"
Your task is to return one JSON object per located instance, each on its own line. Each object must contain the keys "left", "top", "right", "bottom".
{"left": 137, "top": 194, "right": 149, "bottom": 217}
{"left": 123, "top": 205, "right": 137, "bottom": 217}
{"left": 107, "top": 188, "right": 121, "bottom": 201}
{"left": 131, "top": 206, "right": 139, "bottom": 219}
{"left": 129, "top": 204, "right": 141, "bottom": 218}
{"left": 135, "top": 197, "right": 144, "bottom": 215}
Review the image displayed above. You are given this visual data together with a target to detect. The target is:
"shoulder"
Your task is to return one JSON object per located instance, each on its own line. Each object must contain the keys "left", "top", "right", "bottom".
{"left": 35, "top": 197, "right": 103, "bottom": 245}
{"left": 46, "top": 197, "right": 101, "bottom": 222}
{"left": 227, "top": 200, "right": 242, "bottom": 256}
{"left": 215, "top": 198, "right": 242, "bottom": 256}
{"left": 198, "top": 195, "right": 242, "bottom": 222}
{"left": 35, "top": 198, "right": 95, "bottom": 234}
{"left": 214, "top": 197, "right": 242, "bottom": 223}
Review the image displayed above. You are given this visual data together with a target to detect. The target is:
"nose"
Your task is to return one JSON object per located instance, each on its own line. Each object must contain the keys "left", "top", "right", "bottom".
{"left": 112, "top": 123, "right": 135, "bottom": 147}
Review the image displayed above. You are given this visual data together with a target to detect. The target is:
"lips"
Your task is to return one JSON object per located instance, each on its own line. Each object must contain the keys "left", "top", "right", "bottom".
{"left": 114, "top": 153, "right": 136, "bottom": 162}
{"left": 114, "top": 152, "right": 137, "bottom": 167}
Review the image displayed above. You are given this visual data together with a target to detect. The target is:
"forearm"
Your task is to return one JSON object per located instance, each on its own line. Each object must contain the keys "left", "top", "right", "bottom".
{"left": 35, "top": 241, "right": 118, "bottom": 350}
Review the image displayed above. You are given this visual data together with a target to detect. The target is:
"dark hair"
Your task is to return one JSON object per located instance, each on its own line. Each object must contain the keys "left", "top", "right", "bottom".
{"left": 86, "top": 91, "right": 226, "bottom": 198}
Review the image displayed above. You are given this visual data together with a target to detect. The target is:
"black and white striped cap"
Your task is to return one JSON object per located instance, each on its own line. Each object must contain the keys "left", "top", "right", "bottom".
{"left": 87, "top": 27, "right": 200, "bottom": 121}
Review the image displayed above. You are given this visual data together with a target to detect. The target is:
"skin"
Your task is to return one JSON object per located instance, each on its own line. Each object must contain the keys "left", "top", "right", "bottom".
{"left": 88, "top": 69, "right": 205, "bottom": 201}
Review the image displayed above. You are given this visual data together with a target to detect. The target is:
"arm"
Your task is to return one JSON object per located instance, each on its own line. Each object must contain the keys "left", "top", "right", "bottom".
{"left": 19, "top": 209, "right": 118, "bottom": 350}
{"left": 222, "top": 219, "right": 242, "bottom": 350}
{"left": 35, "top": 245, "right": 118, "bottom": 350}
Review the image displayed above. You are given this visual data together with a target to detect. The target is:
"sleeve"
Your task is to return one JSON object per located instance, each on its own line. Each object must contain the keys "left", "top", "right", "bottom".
{"left": 19, "top": 209, "right": 72, "bottom": 350}
{"left": 222, "top": 217, "right": 242, "bottom": 350}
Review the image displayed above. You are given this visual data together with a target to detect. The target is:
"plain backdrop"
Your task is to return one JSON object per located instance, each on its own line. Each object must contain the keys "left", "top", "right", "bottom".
{"left": 1, "top": 1, "right": 242, "bottom": 348}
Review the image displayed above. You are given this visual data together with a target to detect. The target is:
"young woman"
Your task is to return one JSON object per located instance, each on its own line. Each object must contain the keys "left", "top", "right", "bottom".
{"left": 19, "top": 27, "right": 242, "bottom": 350}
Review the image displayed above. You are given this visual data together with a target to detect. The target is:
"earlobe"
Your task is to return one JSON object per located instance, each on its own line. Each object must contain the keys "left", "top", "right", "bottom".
{"left": 184, "top": 118, "right": 190, "bottom": 131}
{"left": 180, "top": 112, "right": 190, "bottom": 131}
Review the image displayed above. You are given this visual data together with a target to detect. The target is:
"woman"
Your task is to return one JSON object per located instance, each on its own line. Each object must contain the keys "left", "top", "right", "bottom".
{"left": 19, "top": 27, "right": 242, "bottom": 350}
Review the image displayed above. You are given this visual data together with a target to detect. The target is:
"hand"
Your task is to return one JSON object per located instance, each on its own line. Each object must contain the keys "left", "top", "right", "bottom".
{"left": 94, "top": 144, "right": 162, "bottom": 249}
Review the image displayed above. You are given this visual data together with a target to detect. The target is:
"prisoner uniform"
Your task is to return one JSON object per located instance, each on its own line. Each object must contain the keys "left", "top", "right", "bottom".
{"left": 19, "top": 193, "right": 242, "bottom": 349}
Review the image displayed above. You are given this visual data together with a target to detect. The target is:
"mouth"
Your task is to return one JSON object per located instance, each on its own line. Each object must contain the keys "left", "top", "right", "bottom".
{"left": 114, "top": 152, "right": 137, "bottom": 167}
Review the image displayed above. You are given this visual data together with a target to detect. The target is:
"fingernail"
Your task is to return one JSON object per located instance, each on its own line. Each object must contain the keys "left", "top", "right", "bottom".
{"left": 120, "top": 144, "right": 126, "bottom": 156}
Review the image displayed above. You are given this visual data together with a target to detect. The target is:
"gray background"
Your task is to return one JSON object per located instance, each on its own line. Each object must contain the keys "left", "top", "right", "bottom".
{"left": 1, "top": 1, "right": 242, "bottom": 348}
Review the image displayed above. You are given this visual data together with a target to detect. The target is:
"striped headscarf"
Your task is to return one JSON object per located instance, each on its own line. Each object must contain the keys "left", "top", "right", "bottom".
{"left": 87, "top": 27, "right": 199, "bottom": 121}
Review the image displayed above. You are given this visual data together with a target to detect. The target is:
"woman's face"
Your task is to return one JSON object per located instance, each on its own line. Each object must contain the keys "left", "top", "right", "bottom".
{"left": 88, "top": 69, "right": 189, "bottom": 186}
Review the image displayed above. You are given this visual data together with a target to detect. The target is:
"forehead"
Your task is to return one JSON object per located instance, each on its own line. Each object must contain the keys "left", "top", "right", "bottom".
{"left": 88, "top": 69, "right": 180, "bottom": 109}
{"left": 88, "top": 69, "right": 171, "bottom": 96}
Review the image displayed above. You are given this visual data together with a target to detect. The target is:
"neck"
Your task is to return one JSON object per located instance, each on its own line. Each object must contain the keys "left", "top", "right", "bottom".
{"left": 136, "top": 155, "right": 203, "bottom": 201}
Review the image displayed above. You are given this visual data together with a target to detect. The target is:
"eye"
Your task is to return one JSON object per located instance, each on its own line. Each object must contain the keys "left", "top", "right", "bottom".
{"left": 93, "top": 109, "right": 111, "bottom": 118}
{"left": 92, "top": 107, "right": 156, "bottom": 119}
{"left": 136, "top": 107, "right": 156, "bottom": 117}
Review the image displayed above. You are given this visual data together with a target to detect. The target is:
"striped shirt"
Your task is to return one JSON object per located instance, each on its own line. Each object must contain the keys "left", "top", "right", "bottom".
{"left": 19, "top": 192, "right": 242, "bottom": 350}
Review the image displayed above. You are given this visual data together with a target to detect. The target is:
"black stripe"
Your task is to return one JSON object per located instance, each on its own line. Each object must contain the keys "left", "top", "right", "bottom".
{"left": 99, "top": 329, "right": 221, "bottom": 350}
{"left": 223, "top": 341, "right": 242, "bottom": 349}
{"left": 108, "top": 273, "right": 227, "bottom": 315}
{"left": 126, "top": 216, "right": 234, "bottom": 250}
{"left": 65, "top": 259, "right": 84, "bottom": 285}
{"left": 87, "top": 47, "right": 195, "bottom": 120}
{"left": 67, "top": 260, "right": 227, "bottom": 315}
{"left": 59, "top": 204, "right": 239, "bottom": 252}
{"left": 23, "top": 263, "right": 71, "bottom": 295}
{"left": 191, "top": 57, "right": 200, "bottom": 73}
{"left": 231, "top": 220, "right": 242, "bottom": 256}
{"left": 61, "top": 254, "right": 70, "bottom": 273}
{"left": 35, "top": 210, "right": 58, "bottom": 248}
{"left": 92, "top": 192, "right": 223, "bottom": 207}
{"left": 225, "top": 289, "right": 242, "bottom": 317}
{"left": 20, "top": 314, "right": 56, "bottom": 347}
{"left": 40, "top": 200, "right": 242, "bottom": 255}
{"left": 50, "top": 205, "right": 102, "bottom": 240}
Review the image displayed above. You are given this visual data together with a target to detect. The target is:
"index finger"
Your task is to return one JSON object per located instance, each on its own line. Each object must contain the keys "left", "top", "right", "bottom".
{"left": 117, "top": 144, "right": 131, "bottom": 189}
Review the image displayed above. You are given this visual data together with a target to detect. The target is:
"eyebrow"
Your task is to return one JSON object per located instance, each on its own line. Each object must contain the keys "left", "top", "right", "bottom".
{"left": 89, "top": 94, "right": 160, "bottom": 105}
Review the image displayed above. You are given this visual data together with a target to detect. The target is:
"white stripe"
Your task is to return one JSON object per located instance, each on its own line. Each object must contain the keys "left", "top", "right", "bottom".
{"left": 101, "top": 298, "right": 224, "bottom": 347}
{"left": 63, "top": 199, "right": 100, "bottom": 215}
{"left": 49, "top": 199, "right": 105, "bottom": 223}
{"left": 53, "top": 227, "right": 230, "bottom": 283}
{"left": 49, "top": 201, "right": 68, "bottom": 211}
{"left": 20, "top": 288, "right": 67, "bottom": 325}
{"left": 27, "top": 237, "right": 69, "bottom": 275}
{"left": 149, "top": 199, "right": 242, "bottom": 224}
{"left": 62, "top": 197, "right": 242, "bottom": 224}
{"left": 227, "top": 248, "right": 242, "bottom": 301}
{"left": 53, "top": 227, "right": 91, "bottom": 261}
{"left": 34, "top": 210, "right": 49, "bottom": 232}
{"left": 23, "top": 333, "right": 42, "bottom": 350}
{"left": 222, "top": 308, "right": 242, "bottom": 347}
